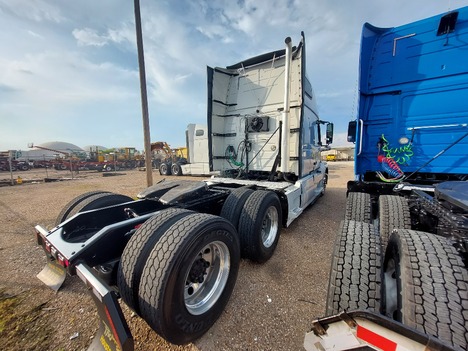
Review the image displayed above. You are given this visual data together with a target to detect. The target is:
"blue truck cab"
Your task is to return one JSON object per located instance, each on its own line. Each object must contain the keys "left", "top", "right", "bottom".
{"left": 349, "top": 7, "right": 468, "bottom": 187}
{"left": 306, "top": 7, "right": 468, "bottom": 351}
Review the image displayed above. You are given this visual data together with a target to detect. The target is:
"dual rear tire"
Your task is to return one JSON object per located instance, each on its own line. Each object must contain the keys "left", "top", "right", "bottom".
{"left": 383, "top": 229, "right": 468, "bottom": 350}
{"left": 59, "top": 188, "right": 283, "bottom": 345}
{"left": 220, "top": 188, "right": 282, "bottom": 263}
{"left": 55, "top": 191, "right": 133, "bottom": 225}
{"left": 328, "top": 192, "right": 468, "bottom": 350}
{"left": 117, "top": 209, "right": 240, "bottom": 345}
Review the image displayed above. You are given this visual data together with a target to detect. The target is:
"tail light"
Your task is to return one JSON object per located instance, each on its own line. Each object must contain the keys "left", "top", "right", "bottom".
{"left": 35, "top": 229, "right": 69, "bottom": 267}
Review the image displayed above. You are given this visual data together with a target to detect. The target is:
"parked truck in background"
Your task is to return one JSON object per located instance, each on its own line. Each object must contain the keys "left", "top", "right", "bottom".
{"left": 305, "top": 7, "right": 468, "bottom": 351}
{"left": 35, "top": 32, "right": 333, "bottom": 350}
{"left": 178, "top": 123, "right": 211, "bottom": 176}
{"left": 154, "top": 124, "right": 211, "bottom": 177}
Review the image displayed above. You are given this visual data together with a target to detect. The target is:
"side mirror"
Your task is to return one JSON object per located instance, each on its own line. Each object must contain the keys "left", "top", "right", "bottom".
{"left": 326, "top": 123, "right": 334, "bottom": 145}
{"left": 347, "top": 121, "right": 357, "bottom": 143}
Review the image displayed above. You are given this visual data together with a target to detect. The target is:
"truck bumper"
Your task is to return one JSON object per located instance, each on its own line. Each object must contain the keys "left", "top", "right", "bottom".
{"left": 304, "top": 311, "right": 455, "bottom": 351}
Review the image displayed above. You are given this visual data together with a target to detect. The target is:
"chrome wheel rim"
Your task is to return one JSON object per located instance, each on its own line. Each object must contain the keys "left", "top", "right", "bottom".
{"left": 184, "top": 241, "right": 230, "bottom": 315}
{"left": 261, "top": 206, "right": 279, "bottom": 248}
{"left": 384, "top": 257, "right": 398, "bottom": 319}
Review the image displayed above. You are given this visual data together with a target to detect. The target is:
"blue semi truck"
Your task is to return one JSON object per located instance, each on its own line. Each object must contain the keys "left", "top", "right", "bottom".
{"left": 306, "top": 6, "right": 468, "bottom": 351}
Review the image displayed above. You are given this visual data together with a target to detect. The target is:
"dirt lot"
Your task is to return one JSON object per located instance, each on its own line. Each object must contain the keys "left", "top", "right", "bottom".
{"left": 0, "top": 162, "right": 353, "bottom": 351}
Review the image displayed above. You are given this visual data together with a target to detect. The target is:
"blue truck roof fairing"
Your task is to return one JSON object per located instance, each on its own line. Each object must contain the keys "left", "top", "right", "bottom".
{"left": 355, "top": 7, "right": 468, "bottom": 178}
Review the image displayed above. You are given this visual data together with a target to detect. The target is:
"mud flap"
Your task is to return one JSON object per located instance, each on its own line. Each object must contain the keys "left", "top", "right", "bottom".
{"left": 37, "top": 261, "right": 66, "bottom": 291}
{"left": 76, "top": 263, "right": 134, "bottom": 351}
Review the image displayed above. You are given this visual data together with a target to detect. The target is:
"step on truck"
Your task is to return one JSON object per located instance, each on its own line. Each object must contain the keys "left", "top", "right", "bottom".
{"left": 35, "top": 32, "right": 333, "bottom": 351}
{"left": 305, "top": 7, "right": 468, "bottom": 351}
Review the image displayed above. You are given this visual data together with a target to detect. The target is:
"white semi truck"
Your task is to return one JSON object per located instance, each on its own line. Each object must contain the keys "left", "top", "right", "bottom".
{"left": 35, "top": 32, "right": 333, "bottom": 350}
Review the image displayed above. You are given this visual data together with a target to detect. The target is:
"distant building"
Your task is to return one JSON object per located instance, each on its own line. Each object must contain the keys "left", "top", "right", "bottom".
{"left": 16, "top": 141, "right": 86, "bottom": 161}
{"left": 321, "top": 147, "right": 355, "bottom": 161}
{"left": 82, "top": 145, "right": 108, "bottom": 153}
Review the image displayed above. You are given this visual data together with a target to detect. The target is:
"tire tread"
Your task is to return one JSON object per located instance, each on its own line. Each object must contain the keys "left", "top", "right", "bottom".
{"left": 345, "top": 192, "right": 371, "bottom": 223}
{"left": 387, "top": 229, "right": 468, "bottom": 350}
{"left": 326, "top": 220, "right": 382, "bottom": 315}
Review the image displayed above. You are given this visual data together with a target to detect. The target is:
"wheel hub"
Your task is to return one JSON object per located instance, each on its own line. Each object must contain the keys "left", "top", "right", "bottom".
{"left": 184, "top": 241, "right": 231, "bottom": 316}
{"left": 261, "top": 206, "right": 279, "bottom": 248}
{"left": 188, "top": 257, "right": 210, "bottom": 283}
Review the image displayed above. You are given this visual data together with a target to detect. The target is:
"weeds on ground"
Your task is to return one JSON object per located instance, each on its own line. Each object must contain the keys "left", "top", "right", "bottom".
{"left": 0, "top": 288, "right": 52, "bottom": 351}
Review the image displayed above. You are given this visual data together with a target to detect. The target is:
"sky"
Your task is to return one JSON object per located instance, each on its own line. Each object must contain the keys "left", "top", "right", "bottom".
{"left": 0, "top": 0, "right": 466, "bottom": 152}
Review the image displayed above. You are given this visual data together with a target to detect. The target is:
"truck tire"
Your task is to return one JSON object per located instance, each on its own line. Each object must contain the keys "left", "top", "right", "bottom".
{"left": 345, "top": 192, "right": 371, "bottom": 223}
{"left": 159, "top": 162, "right": 171, "bottom": 175}
{"left": 378, "top": 195, "right": 411, "bottom": 250}
{"left": 320, "top": 171, "right": 328, "bottom": 196}
{"left": 383, "top": 229, "right": 468, "bottom": 350}
{"left": 61, "top": 192, "right": 133, "bottom": 223}
{"left": 171, "top": 163, "right": 183, "bottom": 176}
{"left": 220, "top": 187, "right": 254, "bottom": 229}
{"left": 55, "top": 191, "right": 111, "bottom": 226}
{"left": 326, "top": 220, "right": 382, "bottom": 315}
{"left": 138, "top": 213, "right": 240, "bottom": 345}
{"left": 238, "top": 190, "right": 282, "bottom": 263}
{"left": 117, "top": 208, "right": 193, "bottom": 313}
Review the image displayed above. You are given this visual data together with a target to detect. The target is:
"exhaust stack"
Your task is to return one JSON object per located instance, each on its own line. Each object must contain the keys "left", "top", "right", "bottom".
{"left": 281, "top": 37, "right": 292, "bottom": 174}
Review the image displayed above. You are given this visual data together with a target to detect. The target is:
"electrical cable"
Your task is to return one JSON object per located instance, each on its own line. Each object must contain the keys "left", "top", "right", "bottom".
{"left": 381, "top": 134, "right": 413, "bottom": 164}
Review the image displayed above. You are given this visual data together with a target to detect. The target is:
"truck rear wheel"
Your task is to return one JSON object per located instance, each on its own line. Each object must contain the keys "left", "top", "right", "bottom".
{"left": 320, "top": 172, "right": 328, "bottom": 196}
{"left": 378, "top": 195, "right": 411, "bottom": 249}
{"left": 326, "top": 220, "right": 382, "bottom": 315}
{"left": 58, "top": 192, "right": 133, "bottom": 224}
{"left": 220, "top": 187, "right": 254, "bottom": 229}
{"left": 345, "top": 192, "right": 371, "bottom": 223}
{"left": 383, "top": 229, "right": 468, "bottom": 350}
{"left": 55, "top": 191, "right": 111, "bottom": 225}
{"left": 238, "top": 190, "right": 282, "bottom": 263}
{"left": 171, "top": 163, "right": 183, "bottom": 176}
{"left": 159, "top": 162, "right": 171, "bottom": 175}
{"left": 138, "top": 213, "right": 240, "bottom": 345}
{"left": 117, "top": 208, "right": 193, "bottom": 313}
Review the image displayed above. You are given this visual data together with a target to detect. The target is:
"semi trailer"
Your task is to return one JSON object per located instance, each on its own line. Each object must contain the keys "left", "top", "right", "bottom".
{"left": 305, "top": 6, "right": 468, "bottom": 351}
{"left": 35, "top": 32, "right": 333, "bottom": 350}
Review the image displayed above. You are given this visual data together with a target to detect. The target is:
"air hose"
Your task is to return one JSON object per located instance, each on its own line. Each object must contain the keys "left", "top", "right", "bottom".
{"left": 377, "top": 155, "right": 404, "bottom": 182}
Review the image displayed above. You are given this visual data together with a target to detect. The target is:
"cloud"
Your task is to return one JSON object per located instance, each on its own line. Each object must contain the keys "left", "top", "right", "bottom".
{"left": 27, "top": 30, "right": 44, "bottom": 39}
{"left": 0, "top": 83, "right": 18, "bottom": 93}
{"left": 72, "top": 22, "right": 136, "bottom": 48}
{"left": 1, "top": 0, "right": 464, "bottom": 152}
{"left": 333, "top": 132, "right": 353, "bottom": 147}
{"left": 0, "top": 0, "right": 65, "bottom": 23}
{"left": 195, "top": 25, "right": 233, "bottom": 43}
{"left": 73, "top": 28, "right": 109, "bottom": 47}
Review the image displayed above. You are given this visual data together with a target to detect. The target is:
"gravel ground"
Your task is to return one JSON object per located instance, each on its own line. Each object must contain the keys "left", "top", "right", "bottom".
{"left": 0, "top": 161, "right": 353, "bottom": 351}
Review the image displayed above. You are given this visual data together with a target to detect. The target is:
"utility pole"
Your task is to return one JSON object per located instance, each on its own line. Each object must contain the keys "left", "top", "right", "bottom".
{"left": 134, "top": 0, "right": 153, "bottom": 187}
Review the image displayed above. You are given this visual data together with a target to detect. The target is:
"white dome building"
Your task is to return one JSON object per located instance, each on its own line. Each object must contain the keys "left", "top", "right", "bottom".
{"left": 18, "top": 141, "right": 86, "bottom": 161}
